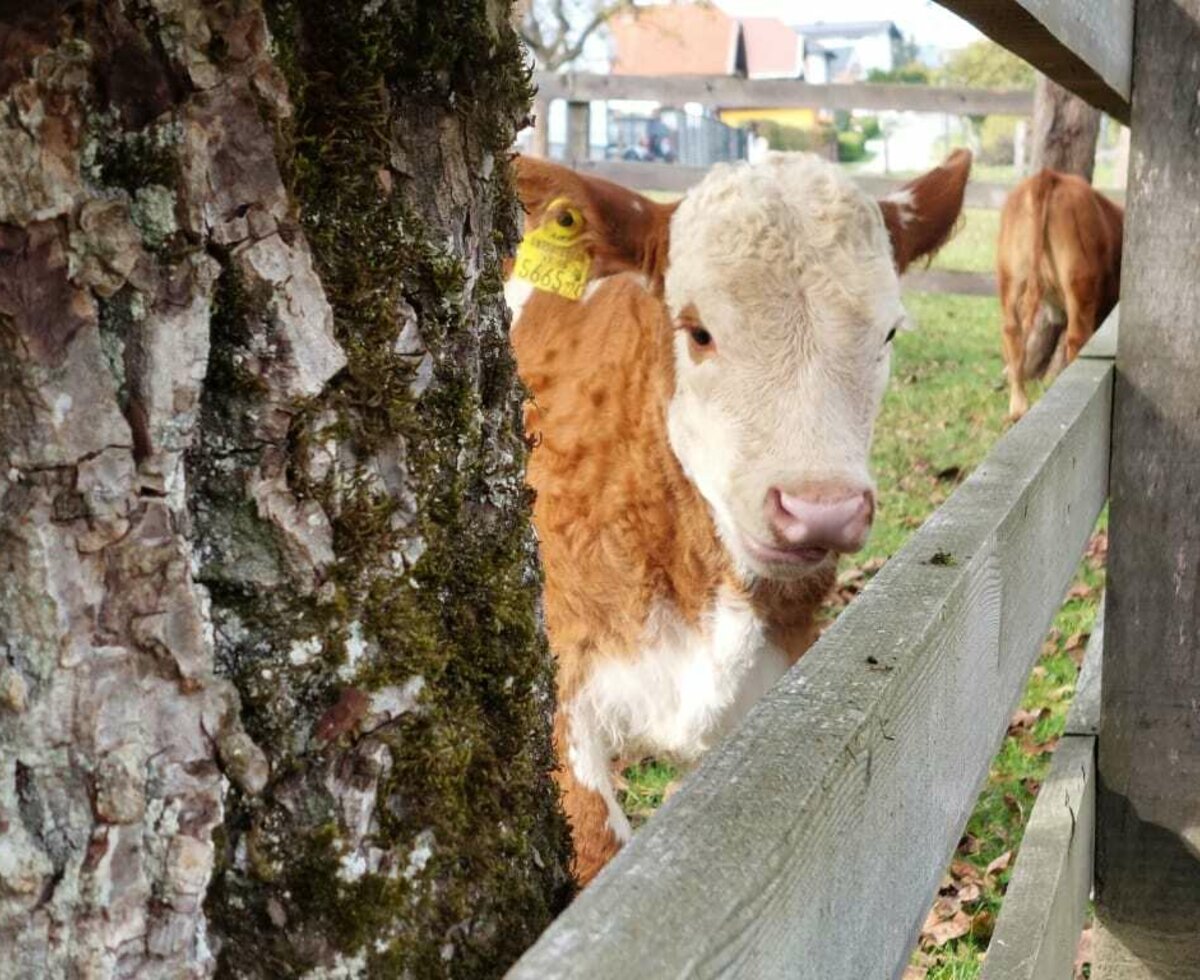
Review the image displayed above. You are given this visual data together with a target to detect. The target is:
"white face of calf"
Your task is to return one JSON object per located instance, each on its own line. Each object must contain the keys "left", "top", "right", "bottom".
{"left": 665, "top": 155, "right": 902, "bottom": 580}
{"left": 515, "top": 150, "right": 970, "bottom": 582}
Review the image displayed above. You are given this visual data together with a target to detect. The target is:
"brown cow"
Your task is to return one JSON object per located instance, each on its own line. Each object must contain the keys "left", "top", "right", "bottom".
{"left": 997, "top": 169, "right": 1123, "bottom": 420}
{"left": 507, "top": 150, "right": 971, "bottom": 884}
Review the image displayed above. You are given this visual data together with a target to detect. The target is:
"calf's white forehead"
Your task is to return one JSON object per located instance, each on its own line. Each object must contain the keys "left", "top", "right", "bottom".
{"left": 664, "top": 152, "right": 902, "bottom": 324}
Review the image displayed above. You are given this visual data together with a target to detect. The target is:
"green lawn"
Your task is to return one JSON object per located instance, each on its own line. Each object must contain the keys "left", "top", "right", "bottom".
{"left": 618, "top": 286, "right": 1100, "bottom": 979}
{"left": 931, "top": 208, "right": 1001, "bottom": 275}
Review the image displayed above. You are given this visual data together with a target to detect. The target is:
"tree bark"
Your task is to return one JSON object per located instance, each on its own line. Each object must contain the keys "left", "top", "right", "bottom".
{"left": 1029, "top": 74, "right": 1102, "bottom": 180}
{"left": 0, "top": 3, "right": 571, "bottom": 978}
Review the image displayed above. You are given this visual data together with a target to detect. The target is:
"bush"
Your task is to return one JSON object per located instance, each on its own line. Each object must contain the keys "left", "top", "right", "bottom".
{"left": 837, "top": 130, "right": 868, "bottom": 162}
{"left": 979, "top": 115, "right": 1018, "bottom": 166}
{"left": 756, "top": 120, "right": 837, "bottom": 155}
{"left": 859, "top": 115, "right": 882, "bottom": 141}
{"left": 867, "top": 63, "right": 933, "bottom": 85}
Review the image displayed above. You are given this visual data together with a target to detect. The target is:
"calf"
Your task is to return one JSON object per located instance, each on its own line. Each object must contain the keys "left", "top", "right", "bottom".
{"left": 997, "top": 169, "right": 1123, "bottom": 420}
{"left": 509, "top": 150, "right": 971, "bottom": 884}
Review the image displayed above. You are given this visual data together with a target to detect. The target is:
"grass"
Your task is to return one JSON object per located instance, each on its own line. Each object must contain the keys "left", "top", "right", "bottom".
{"left": 617, "top": 280, "right": 1100, "bottom": 979}
{"left": 930, "top": 208, "right": 1001, "bottom": 275}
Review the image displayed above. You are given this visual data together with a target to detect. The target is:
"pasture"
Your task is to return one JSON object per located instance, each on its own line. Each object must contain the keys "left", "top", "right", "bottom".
{"left": 619, "top": 219, "right": 1102, "bottom": 979}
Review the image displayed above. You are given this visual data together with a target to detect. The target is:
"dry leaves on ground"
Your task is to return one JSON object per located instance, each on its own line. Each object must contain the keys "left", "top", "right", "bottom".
{"left": 1075, "top": 924, "right": 1094, "bottom": 978}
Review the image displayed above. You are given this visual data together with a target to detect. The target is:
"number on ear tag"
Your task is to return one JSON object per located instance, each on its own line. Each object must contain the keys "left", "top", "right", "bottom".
{"left": 514, "top": 199, "right": 591, "bottom": 301}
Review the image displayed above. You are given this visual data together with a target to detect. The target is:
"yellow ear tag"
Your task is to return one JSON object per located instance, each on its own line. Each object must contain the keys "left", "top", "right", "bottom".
{"left": 514, "top": 198, "right": 591, "bottom": 301}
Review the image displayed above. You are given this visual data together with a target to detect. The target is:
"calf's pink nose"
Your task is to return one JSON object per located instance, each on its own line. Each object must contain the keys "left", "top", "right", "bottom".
{"left": 766, "top": 486, "right": 874, "bottom": 553}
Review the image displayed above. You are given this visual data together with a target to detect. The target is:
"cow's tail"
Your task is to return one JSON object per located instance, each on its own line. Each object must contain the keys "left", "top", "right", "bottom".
{"left": 1019, "top": 171, "right": 1062, "bottom": 382}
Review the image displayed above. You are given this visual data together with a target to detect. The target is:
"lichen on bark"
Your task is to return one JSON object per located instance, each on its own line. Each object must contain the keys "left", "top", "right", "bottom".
{"left": 198, "top": 1, "right": 573, "bottom": 977}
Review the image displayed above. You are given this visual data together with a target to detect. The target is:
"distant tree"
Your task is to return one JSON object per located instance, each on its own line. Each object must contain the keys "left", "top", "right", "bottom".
{"left": 517, "top": 0, "right": 636, "bottom": 71}
{"left": 1029, "top": 75, "right": 1101, "bottom": 181}
{"left": 515, "top": 0, "right": 639, "bottom": 154}
{"left": 867, "top": 63, "right": 933, "bottom": 85}
{"left": 939, "top": 40, "right": 1035, "bottom": 158}
{"left": 939, "top": 39, "right": 1036, "bottom": 90}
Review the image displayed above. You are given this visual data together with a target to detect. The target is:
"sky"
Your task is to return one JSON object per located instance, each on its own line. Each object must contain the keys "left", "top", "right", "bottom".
{"left": 714, "top": 0, "right": 983, "bottom": 50}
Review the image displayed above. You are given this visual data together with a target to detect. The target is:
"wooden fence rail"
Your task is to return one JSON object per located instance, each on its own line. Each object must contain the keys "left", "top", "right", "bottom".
{"left": 508, "top": 311, "right": 1118, "bottom": 980}
{"left": 934, "top": 0, "right": 1132, "bottom": 123}
{"left": 979, "top": 607, "right": 1103, "bottom": 980}
{"left": 569, "top": 159, "right": 1126, "bottom": 210}
{"left": 534, "top": 73, "right": 1035, "bottom": 117}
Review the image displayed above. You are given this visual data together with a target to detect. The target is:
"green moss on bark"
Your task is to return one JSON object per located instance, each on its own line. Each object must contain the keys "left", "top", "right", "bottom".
{"left": 201, "top": 1, "right": 571, "bottom": 976}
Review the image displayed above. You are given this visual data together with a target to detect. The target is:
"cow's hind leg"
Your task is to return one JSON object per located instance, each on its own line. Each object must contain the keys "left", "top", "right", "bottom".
{"left": 1063, "top": 271, "right": 1100, "bottom": 364}
{"left": 554, "top": 709, "right": 629, "bottom": 887}
{"left": 999, "top": 269, "right": 1030, "bottom": 421}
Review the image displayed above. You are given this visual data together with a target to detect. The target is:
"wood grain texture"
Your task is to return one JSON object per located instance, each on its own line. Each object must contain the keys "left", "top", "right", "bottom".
{"left": 1095, "top": 1, "right": 1200, "bottom": 976}
{"left": 508, "top": 353, "right": 1113, "bottom": 980}
{"left": 980, "top": 736, "right": 1096, "bottom": 980}
{"left": 981, "top": 610, "right": 1102, "bottom": 980}
{"left": 536, "top": 73, "right": 1034, "bottom": 115}
{"left": 933, "top": 0, "right": 1132, "bottom": 122}
{"left": 1066, "top": 602, "right": 1104, "bottom": 737}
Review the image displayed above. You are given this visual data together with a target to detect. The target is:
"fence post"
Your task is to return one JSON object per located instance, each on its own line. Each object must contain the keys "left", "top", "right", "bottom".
{"left": 1096, "top": 0, "right": 1200, "bottom": 976}
{"left": 566, "top": 100, "right": 590, "bottom": 164}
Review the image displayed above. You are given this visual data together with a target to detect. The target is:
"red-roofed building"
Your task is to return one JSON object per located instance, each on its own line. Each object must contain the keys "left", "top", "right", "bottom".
{"left": 608, "top": 5, "right": 743, "bottom": 77}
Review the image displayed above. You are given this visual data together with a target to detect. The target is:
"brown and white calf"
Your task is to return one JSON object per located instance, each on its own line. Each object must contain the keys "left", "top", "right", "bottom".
{"left": 508, "top": 150, "right": 971, "bottom": 884}
{"left": 997, "top": 169, "right": 1123, "bottom": 420}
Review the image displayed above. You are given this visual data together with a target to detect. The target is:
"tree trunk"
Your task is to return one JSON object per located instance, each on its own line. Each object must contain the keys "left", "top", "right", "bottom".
{"left": 1029, "top": 74, "right": 1102, "bottom": 180}
{"left": 0, "top": 2, "right": 571, "bottom": 978}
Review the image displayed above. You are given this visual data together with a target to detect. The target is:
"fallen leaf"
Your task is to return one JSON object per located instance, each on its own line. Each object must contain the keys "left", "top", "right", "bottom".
{"left": 923, "top": 909, "right": 972, "bottom": 947}
{"left": 1067, "top": 583, "right": 1096, "bottom": 601}
{"left": 1031, "top": 665, "right": 1048, "bottom": 680}
{"left": 957, "top": 881, "right": 982, "bottom": 903}
{"left": 956, "top": 834, "right": 982, "bottom": 857}
{"left": 903, "top": 967, "right": 929, "bottom": 980}
{"left": 1074, "top": 925, "right": 1094, "bottom": 978}
{"left": 972, "top": 908, "right": 996, "bottom": 942}
{"left": 1020, "top": 733, "right": 1060, "bottom": 757}
{"left": 1007, "top": 707, "right": 1042, "bottom": 735}
{"left": 1066, "top": 631, "right": 1090, "bottom": 653}
{"left": 986, "top": 851, "right": 1012, "bottom": 876}
{"left": 932, "top": 895, "right": 962, "bottom": 919}
{"left": 1022, "top": 777, "right": 1042, "bottom": 795}
{"left": 951, "top": 857, "right": 981, "bottom": 880}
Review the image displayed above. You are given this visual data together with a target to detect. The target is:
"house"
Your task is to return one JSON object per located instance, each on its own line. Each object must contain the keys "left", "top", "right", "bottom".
{"left": 792, "top": 21, "right": 904, "bottom": 81}
{"left": 607, "top": 8, "right": 825, "bottom": 133}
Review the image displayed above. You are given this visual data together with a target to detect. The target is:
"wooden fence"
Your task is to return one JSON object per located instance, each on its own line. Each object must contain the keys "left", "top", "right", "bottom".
{"left": 535, "top": 72, "right": 1035, "bottom": 116}
{"left": 512, "top": 1, "right": 1200, "bottom": 975}
{"left": 508, "top": 312, "right": 1116, "bottom": 979}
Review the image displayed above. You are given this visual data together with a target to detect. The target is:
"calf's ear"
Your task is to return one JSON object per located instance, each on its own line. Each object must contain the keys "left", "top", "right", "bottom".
{"left": 878, "top": 148, "right": 972, "bottom": 273}
{"left": 511, "top": 155, "right": 677, "bottom": 288}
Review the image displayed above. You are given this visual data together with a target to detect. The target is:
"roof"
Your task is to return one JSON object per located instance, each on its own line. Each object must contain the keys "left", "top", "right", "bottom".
{"left": 793, "top": 20, "right": 902, "bottom": 40}
{"left": 609, "top": 5, "right": 741, "bottom": 76}
{"left": 739, "top": 17, "right": 800, "bottom": 78}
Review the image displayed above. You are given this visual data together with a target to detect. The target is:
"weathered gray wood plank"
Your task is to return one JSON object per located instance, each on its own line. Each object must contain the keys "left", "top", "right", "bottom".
{"left": 980, "top": 735, "right": 1096, "bottom": 980}
{"left": 536, "top": 73, "right": 1033, "bottom": 116}
{"left": 1066, "top": 601, "right": 1103, "bottom": 737}
{"left": 1079, "top": 307, "right": 1119, "bottom": 360}
{"left": 1096, "top": 1, "right": 1200, "bottom": 976}
{"left": 933, "top": 0, "right": 1132, "bottom": 122}
{"left": 509, "top": 354, "right": 1113, "bottom": 980}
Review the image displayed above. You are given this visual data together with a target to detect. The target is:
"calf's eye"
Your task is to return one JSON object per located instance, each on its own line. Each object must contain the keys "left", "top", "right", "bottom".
{"left": 688, "top": 327, "right": 713, "bottom": 348}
